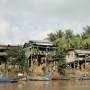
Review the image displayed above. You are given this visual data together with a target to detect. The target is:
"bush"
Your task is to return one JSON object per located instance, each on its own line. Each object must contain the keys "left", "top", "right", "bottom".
{"left": 57, "top": 59, "right": 66, "bottom": 75}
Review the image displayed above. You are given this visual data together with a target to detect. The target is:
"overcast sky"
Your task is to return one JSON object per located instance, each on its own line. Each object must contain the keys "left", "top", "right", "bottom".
{"left": 0, "top": 0, "right": 90, "bottom": 45}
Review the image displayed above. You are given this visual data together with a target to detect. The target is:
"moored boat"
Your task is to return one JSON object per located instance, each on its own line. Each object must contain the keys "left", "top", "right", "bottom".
{"left": 0, "top": 77, "right": 19, "bottom": 83}
{"left": 52, "top": 75, "right": 70, "bottom": 80}
{"left": 28, "top": 72, "right": 52, "bottom": 81}
{"left": 59, "top": 76, "right": 70, "bottom": 80}
{"left": 78, "top": 76, "right": 90, "bottom": 80}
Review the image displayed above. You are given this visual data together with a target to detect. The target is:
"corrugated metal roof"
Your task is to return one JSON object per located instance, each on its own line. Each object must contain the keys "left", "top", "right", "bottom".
{"left": 74, "top": 50, "right": 90, "bottom": 54}
{"left": 29, "top": 40, "right": 53, "bottom": 46}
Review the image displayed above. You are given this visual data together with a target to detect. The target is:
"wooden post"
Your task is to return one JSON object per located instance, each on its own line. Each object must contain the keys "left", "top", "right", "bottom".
{"left": 36, "top": 46, "right": 39, "bottom": 65}
{"left": 31, "top": 46, "right": 33, "bottom": 68}
{"left": 74, "top": 61, "right": 75, "bottom": 69}
{"left": 45, "top": 47, "right": 48, "bottom": 65}
{"left": 78, "top": 59, "right": 80, "bottom": 69}
{"left": 69, "top": 63, "right": 71, "bottom": 68}
{"left": 74, "top": 55, "right": 76, "bottom": 70}
{"left": 85, "top": 55, "right": 87, "bottom": 76}
{"left": 77, "top": 55, "right": 79, "bottom": 69}
{"left": 31, "top": 54, "right": 33, "bottom": 67}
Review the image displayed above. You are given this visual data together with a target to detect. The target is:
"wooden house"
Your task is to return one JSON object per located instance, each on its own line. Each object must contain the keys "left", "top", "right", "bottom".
{"left": 66, "top": 49, "right": 90, "bottom": 69}
{"left": 23, "top": 40, "right": 56, "bottom": 67}
{"left": 0, "top": 45, "right": 8, "bottom": 66}
{"left": 0, "top": 45, "right": 20, "bottom": 66}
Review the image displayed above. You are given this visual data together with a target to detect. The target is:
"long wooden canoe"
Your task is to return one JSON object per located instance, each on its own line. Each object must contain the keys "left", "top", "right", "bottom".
{"left": 78, "top": 76, "right": 90, "bottom": 80}
{"left": 0, "top": 77, "right": 19, "bottom": 83}
{"left": 28, "top": 73, "right": 52, "bottom": 81}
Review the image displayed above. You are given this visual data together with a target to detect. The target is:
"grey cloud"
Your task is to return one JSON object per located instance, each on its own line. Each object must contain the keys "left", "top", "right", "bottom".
{"left": 0, "top": 0, "right": 90, "bottom": 44}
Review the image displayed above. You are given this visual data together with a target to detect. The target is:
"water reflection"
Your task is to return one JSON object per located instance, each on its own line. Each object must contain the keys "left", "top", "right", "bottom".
{"left": 0, "top": 80, "right": 90, "bottom": 90}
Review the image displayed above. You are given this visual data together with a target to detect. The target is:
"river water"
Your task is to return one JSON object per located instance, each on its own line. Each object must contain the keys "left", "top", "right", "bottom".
{"left": 0, "top": 80, "right": 90, "bottom": 90}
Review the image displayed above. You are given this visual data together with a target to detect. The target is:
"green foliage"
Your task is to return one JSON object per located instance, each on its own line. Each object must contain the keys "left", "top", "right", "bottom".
{"left": 57, "top": 58, "right": 66, "bottom": 75}
{"left": 16, "top": 49, "right": 28, "bottom": 70}
{"left": 83, "top": 26, "right": 90, "bottom": 39}
{"left": 31, "top": 47, "right": 40, "bottom": 55}
{"left": 7, "top": 46, "right": 28, "bottom": 70}
{"left": 56, "top": 30, "right": 64, "bottom": 39}
{"left": 46, "top": 54, "right": 53, "bottom": 62}
{"left": 74, "top": 35, "right": 82, "bottom": 49}
{"left": 82, "top": 26, "right": 90, "bottom": 49}
{"left": 47, "top": 25, "right": 90, "bottom": 73}
{"left": 65, "top": 29, "right": 74, "bottom": 39}
{"left": 47, "top": 25, "right": 90, "bottom": 51}
{"left": 7, "top": 46, "right": 21, "bottom": 59}
{"left": 47, "top": 33, "right": 56, "bottom": 42}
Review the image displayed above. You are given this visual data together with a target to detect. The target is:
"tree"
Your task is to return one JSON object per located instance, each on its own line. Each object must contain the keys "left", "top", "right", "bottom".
{"left": 47, "top": 33, "right": 56, "bottom": 42}
{"left": 47, "top": 30, "right": 69, "bottom": 74}
{"left": 82, "top": 26, "right": 90, "bottom": 49}
{"left": 83, "top": 26, "right": 90, "bottom": 38}
{"left": 7, "top": 46, "right": 28, "bottom": 71}
{"left": 74, "top": 34, "right": 82, "bottom": 49}
{"left": 16, "top": 49, "right": 28, "bottom": 70}
{"left": 65, "top": 29, "right": 74, "bottom": 49}
{"left": 6, "top": 46, "right": 22, "bottom": 66}
{"left": 46, "top": 26, "right": 90, "bottom": 74}
{"left": 31, "top": 47, "right": 40, "bottom": 63}
{"left": 57, "top": 58, "right": 66, "bottom": 75}
{"left": 55, "top": 30, "right": 64, "bottom": 39}
{"left": 7, "top": 46, "right": 21, "bottom": 59}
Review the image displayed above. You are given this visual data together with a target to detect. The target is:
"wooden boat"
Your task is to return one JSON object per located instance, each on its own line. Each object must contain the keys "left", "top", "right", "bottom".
{"left": 59, "top": 76, "right": 70, "bottom": 80}
{"left": 0, "top": 77, "right": 19, "bottom": 83}
{"left": 28, "top": 73, "right": 52, "bottom": 81}
{"left": 19, "top": 77, "right": 27, "bottom": 81}
{"left": 78, "top": 76, "right": 90, "bottom": 80}
{"left": 52, "top": 75, "right": 70, "bottom": 80}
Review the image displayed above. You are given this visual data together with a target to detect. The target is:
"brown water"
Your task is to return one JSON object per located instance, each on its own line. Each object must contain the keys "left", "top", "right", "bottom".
{"left": 0, "top": 80, "right": 90, "bottom": 90}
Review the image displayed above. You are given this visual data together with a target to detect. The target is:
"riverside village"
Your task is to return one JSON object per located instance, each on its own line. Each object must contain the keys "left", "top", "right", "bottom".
{"left": 1, "top": 0, "right": 90, "bottom": 90}
{"left": 0, "top": 27, "right": 90, "bottom": 83}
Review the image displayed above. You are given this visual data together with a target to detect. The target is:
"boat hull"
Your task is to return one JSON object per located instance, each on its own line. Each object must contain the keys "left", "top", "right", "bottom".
{"left": 29, "top": 76, "right": 51, "bottom": 81}
{"left": 52, "top": 76, "right": 70, "bottom": 80}
{"left": 0, "top": 78, "right": 18, "bottom": 83}
{"left": 78, "top": 76, "right": 90, "bottom": 80}
{"left": 28, "top": 73, "right": 52, "bottom": 81}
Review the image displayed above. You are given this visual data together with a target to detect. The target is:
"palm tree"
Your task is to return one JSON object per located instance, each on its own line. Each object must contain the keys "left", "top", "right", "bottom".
{"left": 74, "top": 34, "right": 82, "bottom": 49}
{"left": 47, "top": 33, "right": 56, "bottom": 42}
{"left": 65, "top": 29, "right": 74, "bottom": 49}
{"left": 47, "top": 29, "right": 75, "bottom": 53}
{"left": 83, "top": 26, "right": 90, "bottom": 38}
{"left": 82, "top": 26, "right": 90, "bottom": 49}
{"left": 55, "top": 30, "right": 64, "bottom": 39}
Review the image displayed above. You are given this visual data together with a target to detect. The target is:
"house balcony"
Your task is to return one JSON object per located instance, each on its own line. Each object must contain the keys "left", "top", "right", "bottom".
{"left": 0, "top": 52, "right": 7, "bottom": 56}
{"left": 28, "top": 51, "right": 56, "bottom": 56}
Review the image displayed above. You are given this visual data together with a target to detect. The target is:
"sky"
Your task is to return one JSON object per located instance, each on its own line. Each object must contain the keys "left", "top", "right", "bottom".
{"left": 0, "top": 0, "right": 90, "bottom": 45}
